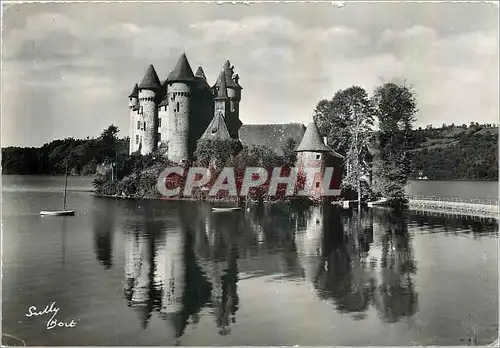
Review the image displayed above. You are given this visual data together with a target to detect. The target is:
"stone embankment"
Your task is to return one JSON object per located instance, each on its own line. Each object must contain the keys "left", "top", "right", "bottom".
{"left": 408, "top": 199, "right": 498, "bottom": 219}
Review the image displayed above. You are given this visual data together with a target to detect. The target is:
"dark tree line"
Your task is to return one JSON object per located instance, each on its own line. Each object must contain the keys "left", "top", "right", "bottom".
{"left": 2, "top": 125, "right": 129, "bottom": 175}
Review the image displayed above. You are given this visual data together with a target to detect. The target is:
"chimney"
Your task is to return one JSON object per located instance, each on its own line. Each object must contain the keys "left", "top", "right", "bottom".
{"left": 323, "top": 136, "right": 328, "bottom": 145}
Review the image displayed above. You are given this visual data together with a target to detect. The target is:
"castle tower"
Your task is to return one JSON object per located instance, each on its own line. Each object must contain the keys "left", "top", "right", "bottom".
{"left": 214, "top": 69, "right": 229, "bottom": 120}
{"left": 212, "top": 60, "right": 242, "bottom": 139}
{"left": 165, "top": 53, "right": 196, "bottom": 164}
{"left": 128, "top": 83, "right": 139, "bottom": 154}
{"left": 295, "top": 118, "right": 344, "bottom": 199}
{"left": 137, "top": 64, "right": 161, "bottom": 155}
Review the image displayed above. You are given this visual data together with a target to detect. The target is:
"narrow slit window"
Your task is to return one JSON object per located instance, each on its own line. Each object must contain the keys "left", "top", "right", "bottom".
{"left": 158, "top": 118, "right": 162, "bottom": 127}
{"left": 135, "top": 135, "right": 139, "bottom": 144}
{"left": 137, "top": 121, "right": 140, "bottom": 130}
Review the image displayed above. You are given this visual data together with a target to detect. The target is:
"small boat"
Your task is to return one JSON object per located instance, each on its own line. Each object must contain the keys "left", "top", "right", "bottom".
{"left": 40, "top": 165, "right": 75, "bottom": 217}
{"left": 212, "top": 207, "right": 242, "bottom": 212}
{"left": 40, "top": 210, "right": 75, "bottom": 216}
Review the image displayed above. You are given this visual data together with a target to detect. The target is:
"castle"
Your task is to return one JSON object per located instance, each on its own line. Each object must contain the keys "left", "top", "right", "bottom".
{"left": 128, "top": 53, "right": 343, "bottom": 195}
{"left": 128, "top": 53, "right": 242, "bottom": 163}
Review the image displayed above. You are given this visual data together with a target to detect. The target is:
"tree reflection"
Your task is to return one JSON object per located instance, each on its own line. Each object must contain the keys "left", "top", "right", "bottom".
{"left": 313, "top": 206, "right": 377, "bottom": 317}
{"left": 294, "top": 204, "right": 419, "bottom": 323}
{"left": 373, "top": 209, "right": 418, "bottom": 323}
{"left": 92, "top": 199, "right": 116, "bottom": 269}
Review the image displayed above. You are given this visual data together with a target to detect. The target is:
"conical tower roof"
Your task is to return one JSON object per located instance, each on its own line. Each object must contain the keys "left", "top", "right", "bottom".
{"left": 167, "top": 53, "right": 196, "bottom": 83}
{"left": 214, "top": 70, "right": 228, "bottom": 100}
{"left": 129, "top": 83, "right": 139, "bottom": 98}
{"left": 138, "top": 65, "right": 161, "bottom": 90}
{"left": 200, "top": 112, "right": 230, "bottom": 140}
{"left": 296, "top": 120, "right": 344, "bottom": 158}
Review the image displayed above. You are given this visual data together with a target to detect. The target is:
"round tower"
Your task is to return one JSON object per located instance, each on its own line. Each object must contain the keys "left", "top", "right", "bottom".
{"left": 165, "top": 53, "right": 196, "bottom": 164}
{"left": 295, "top": 119, "right": 344, "bottom": 199}
{"left": 128, "top": 83, "right": 139, "bottom": 154}
{"left": 137, "top": 64, "right": 161, "bottom": 156}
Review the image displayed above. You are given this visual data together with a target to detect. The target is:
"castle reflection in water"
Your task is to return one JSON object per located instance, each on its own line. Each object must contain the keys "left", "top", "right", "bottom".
{"left": 91, "top": 200, "right": 497, "bottom": 340}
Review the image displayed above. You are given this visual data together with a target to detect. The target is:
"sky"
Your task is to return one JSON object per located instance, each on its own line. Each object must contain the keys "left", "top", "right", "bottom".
{"left": 2, "top": 1, "right": 498, "bottom": 147}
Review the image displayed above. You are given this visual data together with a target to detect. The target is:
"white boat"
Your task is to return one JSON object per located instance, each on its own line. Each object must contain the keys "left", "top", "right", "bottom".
{"left": 40, "top": 210, "right": 75, "bottom": 216}
{"left": 40, "top": 165, "right": 75, "bottom": 217}
{"left": 211, "top": 207, "right": 242, "bottom": 212}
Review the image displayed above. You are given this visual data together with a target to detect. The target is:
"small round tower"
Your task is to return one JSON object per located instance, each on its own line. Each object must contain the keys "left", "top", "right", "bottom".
{"left": 137, "top": 64, "right": 161, "bottom": 156}
{"left": 295, "top": 118, "right": 344, "bottom": 199}
{"left": 128, "top": 83, "right": 139, "bottom": 154}
{"left": 165, "top": 53, "right": 196, "bottom": 164}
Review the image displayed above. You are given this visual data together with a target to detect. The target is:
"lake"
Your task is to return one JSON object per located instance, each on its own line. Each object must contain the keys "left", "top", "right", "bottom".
{"left": 2, "top": 175, "right": 499, "bottom": 346}
{"left": 406, "top": 180, "right": 498, "bottom": 204}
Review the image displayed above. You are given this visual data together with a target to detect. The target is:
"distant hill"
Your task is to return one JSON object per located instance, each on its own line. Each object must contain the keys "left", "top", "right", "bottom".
{"left": 408, "top": 123, "right": 498, "bottom": 181}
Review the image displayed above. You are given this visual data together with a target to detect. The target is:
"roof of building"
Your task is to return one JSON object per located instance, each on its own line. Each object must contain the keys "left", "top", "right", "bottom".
{"left": 214, "top": 70, "right": 228, "bottom": 100}
{"left": 194, "top": 66, "right": 211, "bottom": 91}
{"left": 239, "top": 123, "right": 306, "bottom": 155}
{"left": 158, "top": 94, "right": 169, "bottom": 107}
{"left": 138, "top": 65, "right": 161, "bottom": 90}
{"left": 195, "top": 66, "right": 207, "bottom": 79}
{"left": 212, "top": 60, "right": 242, "bottom": 90}
{"left": 296, "top": 121, "right": 344, "bottom": 158}
{"left": 129, "top": 83, "right": 139, "bottom": 98}
{"left": 166, "top": 53, "right": 196, "bottom": 83}
{"left": 200, "top": 112, "right": 230, "bottom": 140}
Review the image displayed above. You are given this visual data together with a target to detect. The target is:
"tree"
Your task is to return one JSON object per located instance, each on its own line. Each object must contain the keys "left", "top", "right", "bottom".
{"left": 314, "top": 86, "right": 375, "bottom": 206}
{"left": 339, "top": 87, "right": 375, "bottom": 208}
{"left": 314, "top": 93, "right": 351, "bottom": 156}
{"left": 372, "top": 82, "right": 417, "bottom": 207}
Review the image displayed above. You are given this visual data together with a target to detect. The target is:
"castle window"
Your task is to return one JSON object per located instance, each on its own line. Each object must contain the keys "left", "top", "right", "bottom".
{"left": 158, "top": 118, "right": 161, "bottom": 127}
{"left": 315, "top": 182, "right": 320, "bottom": 188}
{"left": 137, "top": 121, "right": 141, "bottom": 130}
{"left": 139, "top": 106, "right": 143, "bottom": 115}
{"left": 143, "top": 122, "right": 146, "bottom": 130}
{"left": 230, "top": 101, "right": 235, "bottom": 112}
{"left": 175, "top": 102, "right": 180, "bottom": 112}
{"left": 136, "top": 135, "right": 139, "bottom": 144}
{"left": 316, "top": 154, "right": 321, "bottom": 160}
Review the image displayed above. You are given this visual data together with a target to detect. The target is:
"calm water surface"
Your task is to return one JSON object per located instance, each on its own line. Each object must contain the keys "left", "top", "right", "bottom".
{"left": 2, "top": 176, "right": 499, "bottom": 346}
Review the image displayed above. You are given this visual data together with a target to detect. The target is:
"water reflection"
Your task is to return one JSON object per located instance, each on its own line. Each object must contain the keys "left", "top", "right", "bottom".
{"left": 373, "top": 209, "right": 418, "bottom": 323}
{"left": 93, "top": 200, "right": 116, "bottom": 269}
{"left": 92, "top": 200, "right": 496, "bottom": 340}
